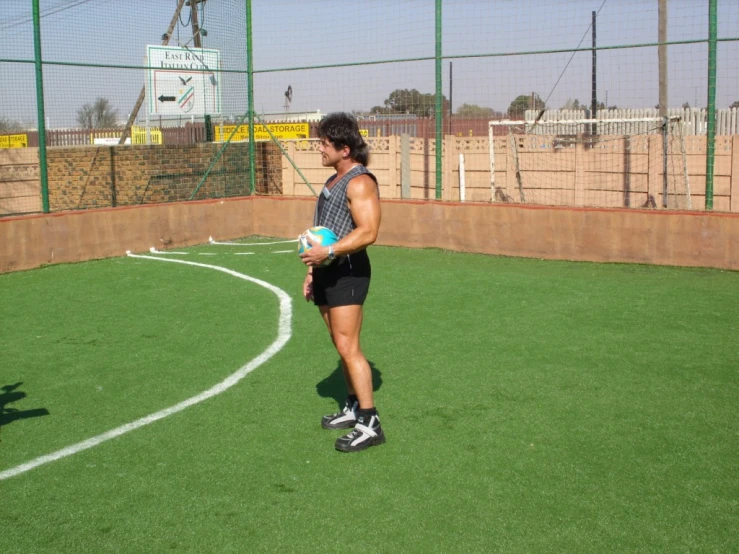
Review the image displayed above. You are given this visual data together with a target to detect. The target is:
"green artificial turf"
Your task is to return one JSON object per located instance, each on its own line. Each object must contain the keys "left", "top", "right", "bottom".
{"left": 1, "top": 240, "right": 737, "bottom": 553}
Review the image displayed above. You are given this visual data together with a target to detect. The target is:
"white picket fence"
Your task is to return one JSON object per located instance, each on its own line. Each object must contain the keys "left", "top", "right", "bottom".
{"left": 524, "top": 108, "right": 738, "bottom": 136}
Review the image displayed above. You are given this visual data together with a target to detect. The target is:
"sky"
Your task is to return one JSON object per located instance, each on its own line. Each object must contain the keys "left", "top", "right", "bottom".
{"left": 1, "top": 0, "right": 737, "bottom": 129}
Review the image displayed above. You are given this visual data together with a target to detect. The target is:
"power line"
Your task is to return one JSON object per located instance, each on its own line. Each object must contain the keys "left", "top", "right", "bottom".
{"left": 538, "top": 0, "right": 609, "bottom": 115}
{"left": 0, "top": 0, "right": 78, "bottom": 26}
{"left": 0, "top": 0, "right": 100, "bottom": 32}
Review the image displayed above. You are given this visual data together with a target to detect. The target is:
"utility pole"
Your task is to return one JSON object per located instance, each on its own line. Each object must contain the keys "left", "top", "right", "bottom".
{"left": 189, "top": 0, "right": 211, "bottom": 141}
{"left": 189, "top": 0, "right": 204, "bottom": 48}
{"left": 658, "top": 0, "right": 668, "bottom": 118}
{"left": 118, "top": 0, "right": 186, "bottom": 145}
{"left": 448, "top": 61, "right": 452, "bottom": 135}
{"left": 591, "top": 10, "right": 597, "bottom": 137}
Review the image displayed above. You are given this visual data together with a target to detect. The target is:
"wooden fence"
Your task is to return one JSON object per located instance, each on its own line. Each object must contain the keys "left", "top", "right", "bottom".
{"left": 4, "top": 123, "right": 207, "bottom": 148}
{"left": 525, "top": 108, "right": 739, "bottom": 136}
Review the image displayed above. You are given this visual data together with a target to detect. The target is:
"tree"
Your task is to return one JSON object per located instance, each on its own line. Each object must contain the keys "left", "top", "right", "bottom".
{"left": 0, "top": 116, "right": 23, "bottom": 133}
{"left": 507, "top": 93, "right": 545, "bottom": 118}
{"left": 371, "top": 89, "right": 448, "bottom": 118}
{"left": 76, "top": 97, "right": 119, "bottom": 129}
{"left": 560, "top": 98, "right": 584, "bottom": 110}
{"left": 731, "top": 100, "right": 739, "bottom": 109}
{"left": 560, "top": 98, "right": 617, "bottom": 111}
{"left": 455, "top": 103, "right": 502, "bottom": 118}
{"left": 368, "top": 105, "right": 392, "bottom": 115}
{"left": 595, "top": 100, "right": 618, "bottom": 110}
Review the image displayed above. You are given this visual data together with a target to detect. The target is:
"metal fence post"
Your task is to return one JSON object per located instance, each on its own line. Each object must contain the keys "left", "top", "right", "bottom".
{"left": 705, "top": 0, "right": 717, "bottom": 210}
{"left": 435, "top": 0, "right": 443, "bottom": 200}
{"left": 246, "top": 0, "right": 256, "bottom": 195}
{"left": 32, "top": 0, "right": 49, "bottom": 213}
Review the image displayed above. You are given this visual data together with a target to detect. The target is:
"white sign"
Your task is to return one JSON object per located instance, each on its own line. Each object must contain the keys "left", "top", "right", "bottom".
{"left": 94, "top": 137, "right": 131, "bottom": 146}
{"left": 146, "top": 45, "right": 222, "bottom": 116}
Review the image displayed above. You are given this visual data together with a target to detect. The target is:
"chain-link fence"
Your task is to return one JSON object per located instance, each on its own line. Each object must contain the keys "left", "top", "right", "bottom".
{"left": 1, "top": 0, "right": 737, "bottom": 216}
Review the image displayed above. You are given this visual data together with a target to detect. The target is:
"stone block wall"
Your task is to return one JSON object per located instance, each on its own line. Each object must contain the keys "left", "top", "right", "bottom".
{"left": 46, "top": 141, "right": 282, "bottom": 211}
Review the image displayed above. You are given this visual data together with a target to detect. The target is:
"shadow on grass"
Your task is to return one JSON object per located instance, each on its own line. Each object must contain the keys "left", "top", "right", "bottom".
{"left": 0, "top": 382, "right": 50, "bottom": 442}
{"left": 315, "top": 360, "right": 383, "bottom": 407}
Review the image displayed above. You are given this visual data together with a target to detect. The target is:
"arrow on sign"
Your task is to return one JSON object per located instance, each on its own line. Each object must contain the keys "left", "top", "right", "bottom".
{"left": 158, "top": 95, "right": 176, "bottom": 103}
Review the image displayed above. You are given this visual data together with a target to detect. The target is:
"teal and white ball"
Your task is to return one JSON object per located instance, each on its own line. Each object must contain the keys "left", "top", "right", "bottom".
{"left": 298, "top": 226, "right": 338, "bottom": 266}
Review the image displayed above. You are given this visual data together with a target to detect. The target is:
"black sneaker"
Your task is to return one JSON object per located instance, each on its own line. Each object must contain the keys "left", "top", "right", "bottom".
{"left": 335, "top": 413, "right": 385, "bottom": 452}
{"left": 321, "top": 398, "right": 358, "bottom": 430}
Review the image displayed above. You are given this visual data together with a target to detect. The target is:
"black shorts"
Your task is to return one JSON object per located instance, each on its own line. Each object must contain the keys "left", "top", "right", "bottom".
{"left": 312, "top": 249, "right": 371, "bottom": 307}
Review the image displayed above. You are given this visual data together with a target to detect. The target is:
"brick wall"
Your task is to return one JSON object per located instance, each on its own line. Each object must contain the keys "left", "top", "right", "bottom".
{"left": 46, "top": 142, "right": 282, "bottom": 211}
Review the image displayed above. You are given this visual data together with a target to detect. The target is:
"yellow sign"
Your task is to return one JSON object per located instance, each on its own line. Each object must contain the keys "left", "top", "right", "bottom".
{"left": 0, "top": 134, "right": 28, "bottom": 148}
{"left": 359, "top": 129, "right": 369, "bottom": 137}
{"left": 215, "top": 123, "right": 309, "bottom": 142}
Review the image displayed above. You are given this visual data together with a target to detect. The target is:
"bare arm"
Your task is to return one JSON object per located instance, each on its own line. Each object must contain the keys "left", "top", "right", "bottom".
{"left": 334, "top": 174, "right": 381, "bottom": 255}
{"left": 300, "top": 174, "right": 380, "bottom": 267}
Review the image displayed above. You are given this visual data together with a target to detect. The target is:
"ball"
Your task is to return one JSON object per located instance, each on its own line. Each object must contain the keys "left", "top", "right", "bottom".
{"left": 298, "top": 226, "right": 338, "bottom": 266}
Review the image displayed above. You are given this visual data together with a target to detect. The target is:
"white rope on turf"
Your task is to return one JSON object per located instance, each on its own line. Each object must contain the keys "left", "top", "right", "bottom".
{"left": 0, "top": 252, "right": 293, "bottom": 481}
{"left": 209, "top": 235, "right": 298, "bottom": 246}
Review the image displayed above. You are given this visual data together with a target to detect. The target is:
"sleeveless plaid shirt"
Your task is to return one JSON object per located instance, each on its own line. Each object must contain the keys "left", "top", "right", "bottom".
{"left": 313, "top": 164, "right": 378, "bottom": 240}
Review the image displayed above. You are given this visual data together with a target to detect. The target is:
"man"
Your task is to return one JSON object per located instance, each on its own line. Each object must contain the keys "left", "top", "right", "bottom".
{"left": 300, "top": 112, "right": 384, "bottom": 453}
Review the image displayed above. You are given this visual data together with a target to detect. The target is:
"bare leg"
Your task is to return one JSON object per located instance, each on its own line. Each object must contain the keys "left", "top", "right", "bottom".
{"left": 319, "top": 305, "right": 356, "bottom": 396}
{"left": 321, "top": 304, "right": 373, "bottom": 409}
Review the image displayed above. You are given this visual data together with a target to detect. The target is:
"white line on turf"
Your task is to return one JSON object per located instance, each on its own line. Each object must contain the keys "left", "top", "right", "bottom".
{"left": 0, "top": 253, "right": 293, "bottom": 481}
{"left": 209, "top": 235, "right": 298, "bottom": 246}
{"left": 271, "top": 250, "right": 294, "bottom": 254}
{"left": 148, "top": 247, "right": 189, "bottom": 254}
